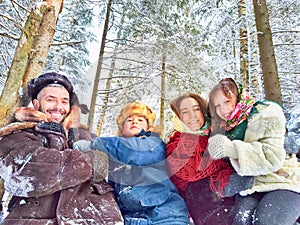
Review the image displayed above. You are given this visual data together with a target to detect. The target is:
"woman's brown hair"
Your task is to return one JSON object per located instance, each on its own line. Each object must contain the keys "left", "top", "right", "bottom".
{"left": 170, "top": 93, "right": 208, "bottom": 123}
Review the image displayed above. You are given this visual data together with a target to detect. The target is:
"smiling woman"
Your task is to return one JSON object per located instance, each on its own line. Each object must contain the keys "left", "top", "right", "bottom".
{"left": 166, "top": 92, "right": 235, "bottom": 225}
{"left": 176, "top": 96, "right": 205, "bottom": 131}
{"left": 170, "top": 93, "right": 207, "bottom": 133}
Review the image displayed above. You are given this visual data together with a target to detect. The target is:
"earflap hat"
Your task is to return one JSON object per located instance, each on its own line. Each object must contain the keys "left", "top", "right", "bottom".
{"left": 116, "top": 102, "right": 156, "bottom": 131}
{"left": 27, "top": 72, "right": 78, "bottom": 106}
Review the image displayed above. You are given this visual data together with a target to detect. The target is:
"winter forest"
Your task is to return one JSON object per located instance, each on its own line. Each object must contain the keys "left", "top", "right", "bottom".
{"left": 0, "top": 0, "right": 299, "bottom": 153}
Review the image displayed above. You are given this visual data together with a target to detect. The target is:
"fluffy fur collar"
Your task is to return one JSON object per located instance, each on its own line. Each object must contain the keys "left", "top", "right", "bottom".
{"left": 0, "top": 121, "right": 37, "bottom": 137}
{"left": 0, "top": 106, "right": 83, "bottom": 138}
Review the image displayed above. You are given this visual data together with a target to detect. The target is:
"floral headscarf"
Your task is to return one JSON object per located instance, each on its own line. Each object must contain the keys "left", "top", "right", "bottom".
{"left": 208, "top": 78, "right": 256, "bottom": 134}
{"left": 225, "top": 86, "right": 255, "bottom": 131}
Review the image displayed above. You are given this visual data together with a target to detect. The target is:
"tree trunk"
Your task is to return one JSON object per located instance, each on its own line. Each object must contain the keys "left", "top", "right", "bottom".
{"left": 250, "top": 49, "right": 261, "bottom": 98}
{"left": 252, "top": 0, "right": 282, "bottom": 104}
{"left": 95, "top": 8, "right": 126, "bottom": 136}
{"left": 0, "top": 1, "right": 63, "bottom": 127}
{"left": 239, "top": 0, "right": 249, "bottom": 91}
{"left": 0, "top": 0, "right": 63, "bottom": 212}
{"left": 88, "top": 0, "right": 112, "bottom": 131}
{"left": 160, "top": 48, "right": 166, "bottom": 131}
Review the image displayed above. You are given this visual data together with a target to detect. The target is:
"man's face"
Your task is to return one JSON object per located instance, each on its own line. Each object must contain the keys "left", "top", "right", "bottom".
{"left": 33, "top": 85, "right": 70, "bottom": 124}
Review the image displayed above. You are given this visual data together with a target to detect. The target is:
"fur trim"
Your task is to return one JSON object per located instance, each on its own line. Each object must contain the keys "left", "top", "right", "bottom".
{"left": 0, "top": 107, "right": 88, "bottom": 140}
{"left": 230, "top": 101, "right": 286, "bottom": 176}
{"left": 27, "top": 72, "right": 74, "bottom": 101}
{"left": 0, "top": 122, "right": 37, "bottom": 137}
{"left": 62, "top": 105, "right": 81, "bottom": 131}
{"left": 240, "top": 154, "right": 300, "bottom": 195}
{"left": 116, "top": 102, "right": 156, "bottom": 132}
{"left": 15, "top": 107, "right": 50, "bottom": 122}
{"left": 13, "top": 106, "right": 83, "bottom": 134}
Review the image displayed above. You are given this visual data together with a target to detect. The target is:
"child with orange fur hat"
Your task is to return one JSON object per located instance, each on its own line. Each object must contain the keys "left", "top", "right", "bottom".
{"left": 74, "top": 102, "right": 189, "bottom": 225}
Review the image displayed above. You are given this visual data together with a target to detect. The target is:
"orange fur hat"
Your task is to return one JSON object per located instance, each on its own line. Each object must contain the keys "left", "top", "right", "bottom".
{"left": 116, "top": 102, "right": 156, "bottom": 131}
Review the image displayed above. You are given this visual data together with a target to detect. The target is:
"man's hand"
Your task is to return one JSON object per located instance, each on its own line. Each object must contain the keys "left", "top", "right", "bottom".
{"left": 62, "top": 105, "right": 81, "bottom": 130}
{"left": 15, "top": 107, "right": 50, "bottom": 122}
{"left": 88, "top": 151, "right": 108, "bottom": 182}
{"left": 73, "top": 140, "right": 92, "bottom": 152}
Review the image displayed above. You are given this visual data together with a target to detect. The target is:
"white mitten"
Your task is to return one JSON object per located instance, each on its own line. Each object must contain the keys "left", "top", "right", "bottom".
{"left": 73, "top": 140, "right": 92, "bottom": 152}
{"left": 208, "top": 134, "right": 237, "bottom": 159}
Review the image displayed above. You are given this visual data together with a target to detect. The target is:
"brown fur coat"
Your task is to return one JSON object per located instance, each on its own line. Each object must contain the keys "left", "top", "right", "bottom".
{"left": 0, "top": 107, "right": 123, "bottom": 225}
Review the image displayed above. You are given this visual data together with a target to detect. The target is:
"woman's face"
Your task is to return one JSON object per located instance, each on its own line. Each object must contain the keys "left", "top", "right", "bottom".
{"left": 179, "top": 97, "right": 205, "bottom": 131}
{"left": 213, "top": 90, "right": 236, "bottom": 122}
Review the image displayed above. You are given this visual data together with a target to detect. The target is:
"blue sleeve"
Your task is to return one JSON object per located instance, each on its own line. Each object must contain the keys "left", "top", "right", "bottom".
{"left": 90, "top": 136, "right": 120, "bottom": 156}
{"left": 90, "top": 135, "right": 166, "bottom": 166}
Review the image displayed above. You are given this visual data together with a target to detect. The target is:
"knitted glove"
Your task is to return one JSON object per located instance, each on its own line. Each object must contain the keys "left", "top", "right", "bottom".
{"left": 87, "top": 150, "right": 108, "bottom": 182}
{"left": 207, "top": 134, "right": 237, "bottom": 159}
{"left": 73, "top": 140, "right": 92, "bottom": 152}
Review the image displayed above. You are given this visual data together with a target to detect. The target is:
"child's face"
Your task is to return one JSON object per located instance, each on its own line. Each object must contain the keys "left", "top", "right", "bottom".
{"left": 179, "top": 97, "right": 204, "bottom": 131}
{"left": 213, "top": 90, "right": 236, "bottom": 122}
{"left": 121, "top": 115, "right": 149, "bottom": 137}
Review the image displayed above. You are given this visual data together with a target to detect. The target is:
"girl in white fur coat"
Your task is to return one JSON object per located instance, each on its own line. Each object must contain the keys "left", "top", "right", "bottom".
{"left": 207, "top": 78, "right": 300, "bottom": 225}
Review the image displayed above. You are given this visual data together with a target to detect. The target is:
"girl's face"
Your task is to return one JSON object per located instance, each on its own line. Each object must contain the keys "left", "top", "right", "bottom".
{"left": 179, "top": 97, "right": 205, "bottom": 131}
{"left": 121, "top": 115, "right": 149, "bottom": 137}
{"left": 213, "top": 90, "right": 236, "bottom": 122}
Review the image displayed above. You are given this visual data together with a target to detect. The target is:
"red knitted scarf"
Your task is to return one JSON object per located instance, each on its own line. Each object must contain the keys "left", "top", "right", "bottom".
{"left": 166, "top": 131, "right": 234, "bottom": 195}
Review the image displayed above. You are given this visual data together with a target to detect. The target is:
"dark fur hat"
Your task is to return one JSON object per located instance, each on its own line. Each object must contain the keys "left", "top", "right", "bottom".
{"left": 27, "top": 72, "right": 90, "bottom": 114}
{"left": 27, "top": 72, "right": 78, "bottom": 106}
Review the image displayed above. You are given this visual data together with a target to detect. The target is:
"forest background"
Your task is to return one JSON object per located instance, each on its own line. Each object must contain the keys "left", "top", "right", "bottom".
{"left": 0, "top": 0, "right": 299, "bottom": 153}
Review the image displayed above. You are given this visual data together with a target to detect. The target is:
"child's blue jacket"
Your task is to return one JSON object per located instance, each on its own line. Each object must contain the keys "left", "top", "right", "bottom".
{"left": 90, "top": 130, "right": 189, "bottom": 225}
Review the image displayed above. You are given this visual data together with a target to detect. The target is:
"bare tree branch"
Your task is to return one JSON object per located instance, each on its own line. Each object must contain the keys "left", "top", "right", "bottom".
{"left": 0, "top": 13, "right": 22, "bottom": 30}
{"left": 0, "top": 32, "right": 19, "bottom": 40}
{"left": 51, "top": 40, "right": 84, "bottom": 46}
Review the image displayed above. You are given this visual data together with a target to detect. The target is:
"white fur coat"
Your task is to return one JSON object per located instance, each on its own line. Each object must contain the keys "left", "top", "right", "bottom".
{"left": 228, "top": 101, "right": 300, "bottom": 195}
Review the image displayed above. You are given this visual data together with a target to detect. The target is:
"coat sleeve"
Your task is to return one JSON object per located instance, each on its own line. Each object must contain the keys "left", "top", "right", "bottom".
{"left": 0, "top": 129, "right": 93, "bottom": 198}
{"left": 91, "top": 135, "right": 166, "bottom": 166}
{"left": 229, "top": 102, "right": 287, "bottom": 176}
